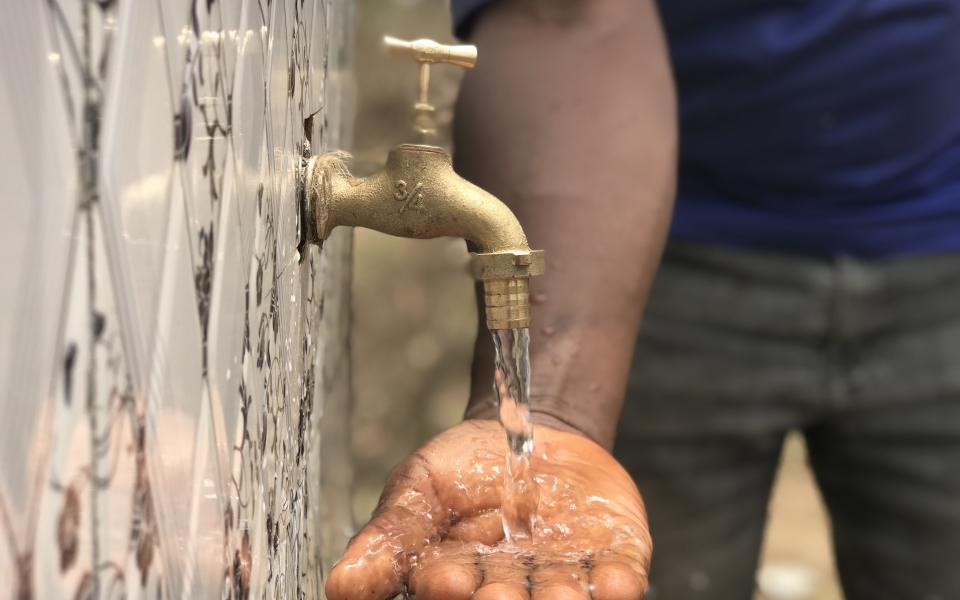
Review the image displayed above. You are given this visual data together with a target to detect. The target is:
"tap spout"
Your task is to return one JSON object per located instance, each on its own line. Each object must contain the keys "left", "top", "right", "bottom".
{"left": 304, "top": 143, "right": 545, "bottom": 329}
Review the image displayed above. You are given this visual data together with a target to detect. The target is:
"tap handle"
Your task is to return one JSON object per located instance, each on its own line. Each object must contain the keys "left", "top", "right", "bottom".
{"left": 383, "top": 36, "right": 477, "bottom": 139}
{"left": 383, "top": 36, "right": 477, "bottom": 69}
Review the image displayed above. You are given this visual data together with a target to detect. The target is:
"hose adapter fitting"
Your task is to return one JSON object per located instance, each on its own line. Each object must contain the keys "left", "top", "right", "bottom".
{"left": 471, "top": 251, "right": 546, "bottom": 330}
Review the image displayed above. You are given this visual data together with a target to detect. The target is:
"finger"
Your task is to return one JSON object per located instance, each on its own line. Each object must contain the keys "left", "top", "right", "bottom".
{"left": 530, "top": 561, "right": 590, "bottom": 600}
{"left": 447, "top": 510, "right": 504, "bottom": 546}
{"left": 324, "top": 512, "right": 415, "bottom": 600}
{"left": 409, "top": 543, "right": 480, "bottom": 600}
{"left": 412, "top": 563, "right": 478, "bottom": 600}
{"left": 530, "top": 558, "right": 590, "bottom": 600}
{"left": 532, "top": 584, "right": 589, "bottom": 600}
{"left": 326, "top": 497, "right": 437, "bottom": 599}
{"left": 326, "top": 460, "right": 444, "bottom": 600}
{"left": 474, "top": 551, "right": 532, "bottom": 600}
{"left": 589, "top": 554, "right": 648, "bottom": 600}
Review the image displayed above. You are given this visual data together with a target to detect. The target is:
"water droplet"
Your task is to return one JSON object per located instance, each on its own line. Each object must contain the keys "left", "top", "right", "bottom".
{"left": 588, "top": 382, "right": 599, "bottom": 392}
{"left": 532, "top": 292, "right": 548, "bottom": 305}
{"left": 542, "top": 325, "right": 556, "bottom": 336}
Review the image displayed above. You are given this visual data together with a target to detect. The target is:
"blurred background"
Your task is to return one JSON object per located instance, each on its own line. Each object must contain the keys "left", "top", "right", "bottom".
{"left": 350, "top": 1, "right": 843, "bottom": 598}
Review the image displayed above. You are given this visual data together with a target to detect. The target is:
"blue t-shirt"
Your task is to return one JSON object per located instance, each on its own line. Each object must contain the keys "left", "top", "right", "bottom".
{"left": 453, "top": 0, "right": 960, "bottom": 257}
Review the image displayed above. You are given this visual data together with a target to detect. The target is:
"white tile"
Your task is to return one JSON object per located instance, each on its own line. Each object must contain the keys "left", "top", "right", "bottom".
{"left": 217, "top": 0, "right": 245, "bottom": 90}
{"left": 231, "top": 4, "right": 269, "bottom": 226}
{"left": 100, "top": 0, "right": 176, "bottom": 373}
{"left": 305, "top": 0, "right": 328, "bottom": 119}
{"left": 143, "top": 169, "right": 206, "bottom": 595}
{"left": 180, "top": 393, "right": 227, "bottom": 598}
{"left": 207, "top": 158, "right": 247, "bottom": 476}
{"left": 266, "top": 0, "right": 291, "bottom": 183}
{"left": 156, "top": 0, "right": 197, "bottom": 110}
{"left": 0, "top": 0, "right": 78, "bottom": 533}
{"left": 40, "top": 0, "right": 85, "bottom": 144}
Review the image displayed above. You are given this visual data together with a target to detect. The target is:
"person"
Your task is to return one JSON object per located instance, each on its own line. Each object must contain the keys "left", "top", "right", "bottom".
{"left": 326, "top": 1, "right": 960, "bottom": 598}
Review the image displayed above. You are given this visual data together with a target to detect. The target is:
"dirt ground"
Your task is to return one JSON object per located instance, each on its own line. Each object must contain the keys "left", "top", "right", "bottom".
{"left": 350, "top": 1, "right": 844, "bottom": 598}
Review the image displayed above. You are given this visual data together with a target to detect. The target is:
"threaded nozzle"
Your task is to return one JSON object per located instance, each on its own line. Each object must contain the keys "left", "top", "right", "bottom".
{"left": 483, "top": 278, "right": 531, "bottom": 330}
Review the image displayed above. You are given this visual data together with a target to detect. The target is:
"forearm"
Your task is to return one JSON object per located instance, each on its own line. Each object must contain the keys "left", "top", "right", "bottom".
{"left": 454, "top": 0, "right": 678, "bottom": 450}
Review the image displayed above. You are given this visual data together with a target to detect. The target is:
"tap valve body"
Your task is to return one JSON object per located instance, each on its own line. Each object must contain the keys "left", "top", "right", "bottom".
{"left": 303, "top": 144, "right": 545, "bottom": 330}
{"left": 302, "top": 38, "right": 544, "bottom": 331}
{"left": 471, "top": 252, "right": 544, "bottom": 330}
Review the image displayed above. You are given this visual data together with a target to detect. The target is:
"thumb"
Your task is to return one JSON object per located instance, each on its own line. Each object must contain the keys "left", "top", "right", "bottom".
{"left": 326, "top": 456, "right": 445, "bottom": 600}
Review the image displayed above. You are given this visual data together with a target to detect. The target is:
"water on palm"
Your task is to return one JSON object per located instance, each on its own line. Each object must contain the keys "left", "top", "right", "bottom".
{"left": 491, "top": 327, "right": 539, "bottom": 542}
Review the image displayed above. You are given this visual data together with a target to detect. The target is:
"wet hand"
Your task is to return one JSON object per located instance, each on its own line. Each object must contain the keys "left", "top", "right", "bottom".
{"left": 325, "top": 420, "right": 651, "bottom": 600}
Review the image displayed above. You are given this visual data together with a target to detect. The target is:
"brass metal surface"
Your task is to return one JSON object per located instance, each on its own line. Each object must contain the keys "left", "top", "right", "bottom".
{"left": 471, "top": 250, "right": 545, "bottom": 281}
{"left": 383, "top": 36, "right": 478, "bottom": 69}
{"left": 304, "top": 143, "right": 545, "bottom": 329}
{"left": 303, "top": 37, "right": 543, "bottom": 330}
{"left": 383, "top": 36, "right": 477, "bottom": 139}
{"left": 483, "top": 278, "right": 531, "bottom": 330}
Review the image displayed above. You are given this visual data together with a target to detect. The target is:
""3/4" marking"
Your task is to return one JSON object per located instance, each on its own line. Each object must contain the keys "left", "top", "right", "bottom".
{"left": 394, "top": 180, "right": 425, "bottom": 214}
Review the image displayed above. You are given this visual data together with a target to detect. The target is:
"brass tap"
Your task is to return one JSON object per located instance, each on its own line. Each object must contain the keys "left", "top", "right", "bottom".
{"left": 383, "top": 35, "right": 477, "bottom": 141}
{"left": 301, "top": 37, "right": 545, "bottom": 330}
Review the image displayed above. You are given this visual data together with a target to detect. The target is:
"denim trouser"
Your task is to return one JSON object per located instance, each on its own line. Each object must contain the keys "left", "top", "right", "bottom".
{"left": 615, "top": 243, "right": 960, "bottom": 600}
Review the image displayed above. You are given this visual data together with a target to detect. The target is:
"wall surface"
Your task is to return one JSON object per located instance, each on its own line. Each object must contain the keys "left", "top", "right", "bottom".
{"left": 0, "top": 0, "right": 353, "bottom": 597}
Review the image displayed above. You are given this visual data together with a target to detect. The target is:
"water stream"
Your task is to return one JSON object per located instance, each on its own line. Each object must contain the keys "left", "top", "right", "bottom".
{"left": 491, "top": 327, "right": 540, "bottom": 542}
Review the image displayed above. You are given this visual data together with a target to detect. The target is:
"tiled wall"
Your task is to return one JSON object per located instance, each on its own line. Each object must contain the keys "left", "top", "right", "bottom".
{"left": 0, "top": 0, "right": 353, "bottom": 597}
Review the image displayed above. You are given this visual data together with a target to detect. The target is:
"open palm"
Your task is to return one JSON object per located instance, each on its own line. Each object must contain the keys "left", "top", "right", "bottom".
{"left": 326, "top": 420, "right": 651, "bottom": 600}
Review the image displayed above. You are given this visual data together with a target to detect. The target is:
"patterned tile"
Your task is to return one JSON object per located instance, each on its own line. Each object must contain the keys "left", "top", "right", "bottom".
{"left": 177, "top": 2, "right": 232, "bottom": 370}
{"left": 38, "top": 208, "right": 162, "bottom": 598}
{"left": 0, "top": 0, "right": 353, "bottom": 597}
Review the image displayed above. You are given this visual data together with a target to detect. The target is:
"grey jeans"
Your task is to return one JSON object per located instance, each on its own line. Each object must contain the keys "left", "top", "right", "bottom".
{"left": 615, "top": 243, "right": 960, "bottom": 600}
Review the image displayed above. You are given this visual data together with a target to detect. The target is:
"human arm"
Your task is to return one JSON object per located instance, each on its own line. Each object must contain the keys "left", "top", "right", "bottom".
{"left": 326, "top": 2, "right": 677, "bottom": 598}
{"left": 456, "top": 0, "right": 678, "bottom": 450}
